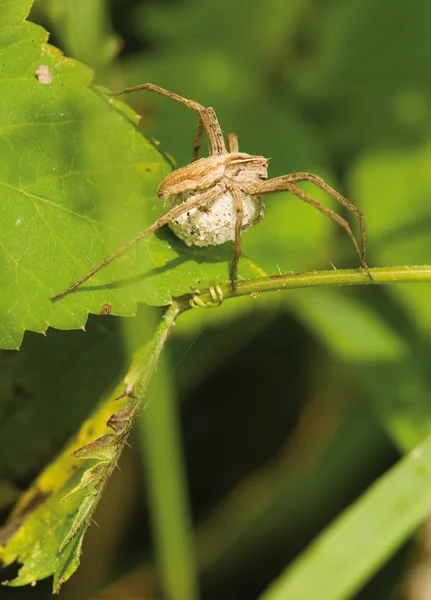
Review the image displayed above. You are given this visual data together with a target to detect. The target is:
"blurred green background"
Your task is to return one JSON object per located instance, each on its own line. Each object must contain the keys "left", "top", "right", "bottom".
{"left": 2, "top": 0, "right": 431, "bottom": 598}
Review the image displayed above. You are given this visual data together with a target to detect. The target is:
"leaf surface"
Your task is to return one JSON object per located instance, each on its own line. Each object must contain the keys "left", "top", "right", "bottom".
{"left": 0, "top": 304, "right": 177, "bottom": 591}
{"left": 260, "top": 431, "right": 431, "bottom": 600}
{"left": 0, "top": 2, "right": 263, "bottom": 349}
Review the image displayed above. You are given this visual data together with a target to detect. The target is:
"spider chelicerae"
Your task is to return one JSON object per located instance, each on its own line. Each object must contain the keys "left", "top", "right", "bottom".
{"left": 52, "top": 83, "right": 372, "bottom": 302}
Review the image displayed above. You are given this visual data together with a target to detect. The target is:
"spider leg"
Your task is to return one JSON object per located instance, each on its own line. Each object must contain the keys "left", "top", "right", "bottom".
{"left": 260, "top": 173, "right": 369, "bottom": 267}
{"left": 230, "top": 187, "right": 245, "bottom": 290}
{"left": 192, "top": 117, "right": 204, "bottom": 161}
{"left": 51, "top": 186, "right": 223, "bottom": 301}
{"left": 288, "top": 172, "right": 368, "bottom": 266}
{"left": 103, "top": 83, "right": 226, "bottom": 156}
{"left": 253, "top": 179, "right": 373, "bottom": 280}
{"left": 227, "top": 133, "right": 239, "bottom": 153}
{"left": 245, "top": 196, "right": 265, "bottom": 230}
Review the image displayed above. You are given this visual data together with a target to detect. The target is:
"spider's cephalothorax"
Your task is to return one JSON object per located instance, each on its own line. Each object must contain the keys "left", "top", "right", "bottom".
{"left": 52, "top": 83, "right": 372, "bottom": 302}
{"left": 160, "top": 153, "right": 268, "bottom": 247}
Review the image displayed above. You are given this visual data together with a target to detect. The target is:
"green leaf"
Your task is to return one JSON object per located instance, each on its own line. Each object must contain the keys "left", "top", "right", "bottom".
{"left": 0, "top": 0, "right": 32, "bottom": 24}
{"left": 0, "top": 315, "right": 125, "bottom": 482}
{"left": 0, "top": 6, "right": 263, "bottom": 350}
{"left": 0, "top": 304, "right": 178, "bottom": 592}
{"left": 260, "top": 431, "right": 431, "bottom": 600}
{"left": 0, "top": 393, "right": 128, "bottom": 590}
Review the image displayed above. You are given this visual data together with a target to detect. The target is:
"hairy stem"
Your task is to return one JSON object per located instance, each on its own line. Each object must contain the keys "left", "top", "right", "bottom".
{"left": 175, "top": 266, "right": 431, "bottom": 312}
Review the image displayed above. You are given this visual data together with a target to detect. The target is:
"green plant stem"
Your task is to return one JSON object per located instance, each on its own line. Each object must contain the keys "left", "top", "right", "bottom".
{"left": 125, "top": 302, "right": 200, "bottom": 600}
{"left": 175, "top": 265, "right": 431, "bottom": 312}
{"left": 139, "top": 359, "right": 199, "bottom": 600}
{"left": 124, "top": 302, "right": 180, "bottom": 396}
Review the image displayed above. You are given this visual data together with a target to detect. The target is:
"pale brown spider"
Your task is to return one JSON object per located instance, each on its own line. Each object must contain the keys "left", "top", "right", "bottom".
{"left": 52, "top": 84, "right": 372, "bottom": 302}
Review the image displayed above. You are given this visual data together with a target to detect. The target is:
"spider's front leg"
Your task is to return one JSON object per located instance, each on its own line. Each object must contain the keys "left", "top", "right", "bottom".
{"left": 230, "top": 187, "right": 245, "bottom": 288}
{"left": 229, "top": 192, "right": 265, "bottom": 289}
{"left": 192, "top": 118, "right": 204, "bottom": 162}
{"left": 51, "top": 186, "right": 223, "bottom": 301}
{"left": 248, "top": 174, "right": 373, "bottom": 281}
{"left": 105, "top": 83, "right": 226, "bottom": 157}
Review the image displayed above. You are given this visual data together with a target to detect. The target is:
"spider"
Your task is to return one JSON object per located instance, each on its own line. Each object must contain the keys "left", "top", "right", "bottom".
{"left": 52, "top": 83, "right": 372, "bottom": 302}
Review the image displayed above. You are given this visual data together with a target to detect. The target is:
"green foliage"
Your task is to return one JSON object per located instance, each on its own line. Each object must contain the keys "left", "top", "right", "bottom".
{"left": 0, "top": 314, "right": 125, "bottom": 481}
{"left": 0, "top": 304, "right": 177, "bottom": 591}
{"left": 261, "top": 430, "right": 431, "bottom": 600}
{"left": 0, "top": 0, "right": 261, "bottom": 349}
{"left": 1, "top": 0, "right": 431, "bottom": 599}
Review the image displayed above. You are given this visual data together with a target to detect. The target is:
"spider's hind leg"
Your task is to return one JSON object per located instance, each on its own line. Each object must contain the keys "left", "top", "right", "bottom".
{"left": 254, "top": 174, "right": 373, "bottom": 281}
{"left": 285, "top": 172, "right": 369, "bottom": 271}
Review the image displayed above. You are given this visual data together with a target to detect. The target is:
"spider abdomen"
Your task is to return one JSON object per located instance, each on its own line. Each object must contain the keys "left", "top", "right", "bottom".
{"left": 164, "top": 190, "right": 256, "bottom": 247}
